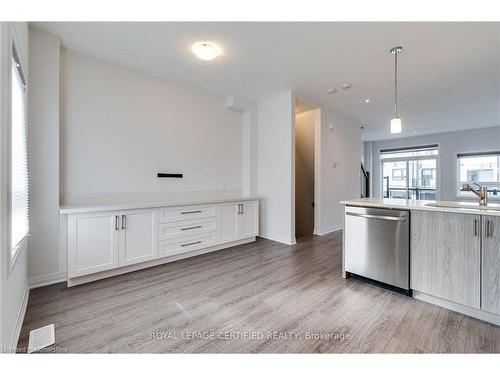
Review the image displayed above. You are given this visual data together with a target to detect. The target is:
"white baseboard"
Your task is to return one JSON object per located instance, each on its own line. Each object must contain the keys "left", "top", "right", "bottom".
{"left": 314, "top": 224, "right": 342, "bottom": 236}
{"left": 259, "top": 234, "right": 296, "bottom": 245}
{"left": 414, "top": 291, "right": 500, "bottom": 326}
{"left": 10, "top": 285, "right": 29, "bottom": 353}
{"left": 29, "top": 271, "right": 67, "bottom": 290}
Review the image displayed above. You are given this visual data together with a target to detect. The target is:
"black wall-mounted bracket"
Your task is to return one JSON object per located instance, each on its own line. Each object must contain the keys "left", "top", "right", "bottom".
{"left": 157, "top": 173, "right": 183, "bottom": 178}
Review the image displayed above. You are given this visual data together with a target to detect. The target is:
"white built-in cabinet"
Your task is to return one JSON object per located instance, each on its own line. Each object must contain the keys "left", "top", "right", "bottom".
{"left": 68, "top": 211, "right": 119, "bottom": 277}
{"left": 238, "top": 201, "right": 259, "bottom": 238}
{"left": 218, "top": 201, "right": 259, "bottom": 243}
{"left": 118, "top": 208, "right": 158, "bottom": 266}
{"left": 68, "top": 208, "right": 157, "bottom": 277}
{"left": 219, "top": 202, "right": 239, "bottom": 243}
{"left": 67, "top": 200, "right": 259, "bottom": 283}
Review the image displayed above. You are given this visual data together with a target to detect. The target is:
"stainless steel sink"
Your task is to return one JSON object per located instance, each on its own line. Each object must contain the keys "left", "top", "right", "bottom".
{"left": 424, "top": 201, "right": 500, "bottom": 211}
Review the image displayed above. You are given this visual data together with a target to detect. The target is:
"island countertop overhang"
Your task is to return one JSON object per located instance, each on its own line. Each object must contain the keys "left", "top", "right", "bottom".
{"left": 341, "top": 197, "right": 500, "bottom": 217}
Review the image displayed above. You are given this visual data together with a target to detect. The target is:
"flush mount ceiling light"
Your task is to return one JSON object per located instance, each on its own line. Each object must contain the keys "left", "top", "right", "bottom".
{"left": 327, "top": 88, "right": 338, "bottom": 94}
{"left": 192, "top": 41, "right": 220, "bottom": 61}
{"left": 390, "top": 46, "right": 403, "bottom": 134}
{"left": 341, "top": 83, "right": 352, "bottom": 90}
{"left": 364, "top": 99, "right": 370, "bottom": 103}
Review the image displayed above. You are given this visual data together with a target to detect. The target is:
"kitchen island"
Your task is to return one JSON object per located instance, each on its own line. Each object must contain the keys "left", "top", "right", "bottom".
{"left": 341, "top": 198, "right": 500, "bottom": 326}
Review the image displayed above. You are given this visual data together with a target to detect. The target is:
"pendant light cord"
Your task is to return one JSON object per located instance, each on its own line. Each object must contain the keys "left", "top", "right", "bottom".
{"left": 394, "top": 51, "right": 398, "bottom": 118}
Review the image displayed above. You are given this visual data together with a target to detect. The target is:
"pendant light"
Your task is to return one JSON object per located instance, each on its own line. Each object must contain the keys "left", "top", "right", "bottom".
{"left": 390, "top": 46, "right": 403, "bottom": 134}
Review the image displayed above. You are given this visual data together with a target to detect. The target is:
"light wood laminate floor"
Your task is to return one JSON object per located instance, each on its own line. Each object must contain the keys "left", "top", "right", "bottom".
{"left": 18, "top": 232, "right": 500, "bottom": 353}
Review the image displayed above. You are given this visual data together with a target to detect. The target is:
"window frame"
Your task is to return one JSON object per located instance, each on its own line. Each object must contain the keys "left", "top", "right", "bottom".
{"left": 379, "top": 143, "right": 441, "bottom": 201}
{"left": 455, "top": 150, "right": 500, "bottom": 201}
{"left": 7, "top": 31, "right": 29, "bottom": 270}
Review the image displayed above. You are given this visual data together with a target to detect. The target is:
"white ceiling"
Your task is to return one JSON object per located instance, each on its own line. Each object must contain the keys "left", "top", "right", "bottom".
{"left": 33, "top": 22, "right": 500, "bottom": 141}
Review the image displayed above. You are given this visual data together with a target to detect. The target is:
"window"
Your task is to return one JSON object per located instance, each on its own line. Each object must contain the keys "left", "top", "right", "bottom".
{"left": 392, "top": 168, "right": 406, "bottom": 181}
{"left": 10, "top": 45, "right": 28, "bottom": 262}
{"left": 457, "top": 152, "right": 500, "bottom": 199}
{"left": 380, "top": 145, "right": 439, "bottom": 200}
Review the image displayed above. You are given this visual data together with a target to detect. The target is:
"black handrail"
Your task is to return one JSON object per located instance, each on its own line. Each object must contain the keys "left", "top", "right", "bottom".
{"left": 360, "top": 163, "right": 370, "bottom": 197}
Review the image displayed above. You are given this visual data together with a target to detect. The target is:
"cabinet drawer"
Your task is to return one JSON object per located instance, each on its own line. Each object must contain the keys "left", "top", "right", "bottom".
{"left": 158, "top": 218, "right": 217, "bottom": 240}
{"left": 159, "top": 232, "right": 216, "bottom": 258}
{"left": 158, "top": 205, "right": 216, "bottom": 223}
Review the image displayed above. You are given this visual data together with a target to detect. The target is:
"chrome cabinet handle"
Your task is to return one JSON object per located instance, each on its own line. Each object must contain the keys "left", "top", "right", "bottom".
{"left": 115, "top": 215, "right": 119, "bottom": 230}
{"left": 181, "top": 240, "right": 202, "bottom": 247}
{"left": 241, "top": 203, "right": 244, "bottom": 214}
{"left": 121, "top": 215, "right": 126, "bottom": 230}
{"left": 237, "top": 204, "right": 241, "bottom": 215}
{"left": 181, "top": 210, "right": 202, "bottom": 215}
{"left": 485, "top": 220, "right": 493, "bottom": 238}
{"left": 473, "top": 218, "right": 479, "bottom": 237}
{"left": 346, "top": 212, "right": 406, "bottom": 222}
{"left": 181, "top": 225, "right": 202, "bottom": 231}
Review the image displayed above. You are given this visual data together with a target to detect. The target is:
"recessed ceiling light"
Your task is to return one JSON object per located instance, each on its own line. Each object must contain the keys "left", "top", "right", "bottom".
{"left": 192, "top": 41, "right": 220, "bottom": 61}
{"left": 364, "top": 99, "right": 370, "bottom": 103}
{"left": 327, "top": 88, "right": 337, "bottom": 94}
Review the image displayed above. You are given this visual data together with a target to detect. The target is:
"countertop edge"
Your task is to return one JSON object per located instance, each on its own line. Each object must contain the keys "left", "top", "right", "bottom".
{"left": 60, "top": 196, "right": 262, "bottom": 214}
{"left": 341, "top": 199, "right": 500, "bottom": 217}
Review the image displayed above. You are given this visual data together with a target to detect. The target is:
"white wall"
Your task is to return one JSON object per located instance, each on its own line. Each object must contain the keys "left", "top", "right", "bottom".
{"left": 316, "top": 107, "right": 362, "bottom": 234}
{"left": 28, "top": 28, "right": 62, "bottom": 286}
{"left": 60, "top": 49, "right": 243, "bottom": 200}
{"left": 256, "top": 91, "right": 295, "bottom": 244}
{"left": 0, "top": 22, "right": 29, "bottom": 352}
{"left": 368, "top": 126, "right": 500, "bottom": 201}
{"left": 242, "top": 106, "right": 258, "bottom": 195}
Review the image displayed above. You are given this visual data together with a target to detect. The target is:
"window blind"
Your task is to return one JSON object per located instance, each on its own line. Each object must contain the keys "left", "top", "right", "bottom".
{"left": 380, "top": 144, "right": 439, "bottom": 155}
{"left": 11, "top": 47, "right": 28, "bottom": 253}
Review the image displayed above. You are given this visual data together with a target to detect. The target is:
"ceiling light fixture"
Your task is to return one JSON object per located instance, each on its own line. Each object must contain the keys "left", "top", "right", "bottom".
{"left": 327, "top": 88, "right": 337, "bottom": 94}
{"left": 341, "top": 83, "right": 352, "bottom": 90}
{"left": 364, "top": 99, "right": 370, "bottom": 103}
{"left": 390, "top": 46, "right": 403, "bottom": 134}
{"left": 192, "top": 41, "right": 219, "bottom": 61}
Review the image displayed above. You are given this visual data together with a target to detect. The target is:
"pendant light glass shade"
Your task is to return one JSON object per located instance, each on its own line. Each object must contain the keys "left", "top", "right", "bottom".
{"left": 391, "top": 117, "right": 402, "bottom": 134}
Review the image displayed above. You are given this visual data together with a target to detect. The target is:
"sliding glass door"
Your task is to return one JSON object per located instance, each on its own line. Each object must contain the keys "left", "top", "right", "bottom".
{"left": 381, "top": 146, "right": 439, "bottom": 200}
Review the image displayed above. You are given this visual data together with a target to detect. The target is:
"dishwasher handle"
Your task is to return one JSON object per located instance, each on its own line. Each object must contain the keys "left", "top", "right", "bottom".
{"left": 346, "top": 211, "right": 407, "bottom": 222}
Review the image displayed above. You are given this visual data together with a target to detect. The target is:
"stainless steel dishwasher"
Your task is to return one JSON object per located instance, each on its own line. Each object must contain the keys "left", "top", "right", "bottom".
{"left": 344, "top": 205, "right": 410, "bottom": 292}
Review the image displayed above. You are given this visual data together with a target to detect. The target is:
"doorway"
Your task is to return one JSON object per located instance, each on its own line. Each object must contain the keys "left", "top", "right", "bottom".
{"left": 295, "top": 99, "right": 319, "bottom": 239}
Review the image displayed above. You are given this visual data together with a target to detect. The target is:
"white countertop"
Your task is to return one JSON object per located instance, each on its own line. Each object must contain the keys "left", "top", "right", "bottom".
{"left": 341, "top": 197, "right": 500, "bottom": 217}
{"left": 60, "top": 191, "right": 262, "bottom": 214}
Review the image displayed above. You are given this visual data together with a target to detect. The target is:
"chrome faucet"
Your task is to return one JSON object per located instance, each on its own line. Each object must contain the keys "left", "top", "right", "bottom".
{"left": 462, "top": 183, "right": 488, "bottom": 206}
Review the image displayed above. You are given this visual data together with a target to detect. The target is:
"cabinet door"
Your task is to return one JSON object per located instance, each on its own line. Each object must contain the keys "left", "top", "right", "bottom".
{"left": 219, "top": 202, "right": 239, "bottom": 243}
{"left": 411, "top": 211, "right": 480, "bottom": 308}
{"left": 68, "top": 212, "right": 119, "bottom": 278}
{"left": 119, "top": 208, "right": 158, "bottom": 267}
{"left": 482, "top": 216, "right": 500, "bottom": 315}
{"left": 238, "top": 201, "right": 259, "bottom": 238}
